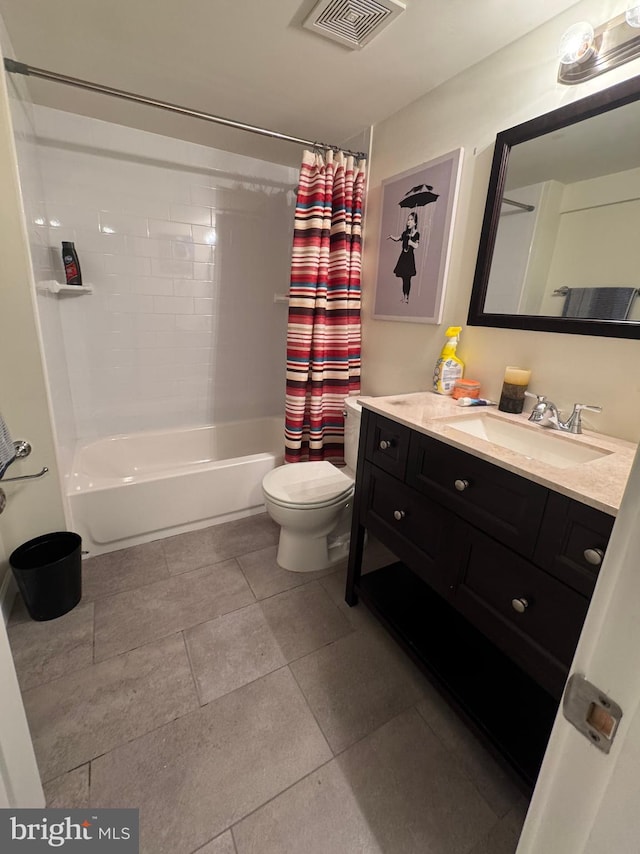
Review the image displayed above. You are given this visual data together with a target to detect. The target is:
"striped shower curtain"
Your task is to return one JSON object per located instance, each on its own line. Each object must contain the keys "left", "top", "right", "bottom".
{"left": 285, "top": 149, "right": 366, "bottom": 464}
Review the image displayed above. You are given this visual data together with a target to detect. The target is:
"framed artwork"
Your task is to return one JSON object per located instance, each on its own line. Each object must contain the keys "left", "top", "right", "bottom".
{"left": 372, "top": 148, "right": 463, "bottom": 323}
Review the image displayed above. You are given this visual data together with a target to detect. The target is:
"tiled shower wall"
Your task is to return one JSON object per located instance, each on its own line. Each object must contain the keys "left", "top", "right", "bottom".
{"left": 3, "top": 47, "right": 77, "bottom": 484}
{"left": 24, "top": 106, "right": 298, "bottom": 445}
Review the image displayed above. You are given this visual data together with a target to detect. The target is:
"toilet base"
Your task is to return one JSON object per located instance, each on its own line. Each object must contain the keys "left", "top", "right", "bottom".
{"left": 275, "top": 504, "right": 352, "bottom": 573}
{"left": 276, "top": 531, "right": 344, "bottom": 572}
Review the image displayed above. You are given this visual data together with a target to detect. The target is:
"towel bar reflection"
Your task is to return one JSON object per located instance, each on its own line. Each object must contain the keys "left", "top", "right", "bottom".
{"left": 2, "top": 466, "right": 49, "bottom": 483}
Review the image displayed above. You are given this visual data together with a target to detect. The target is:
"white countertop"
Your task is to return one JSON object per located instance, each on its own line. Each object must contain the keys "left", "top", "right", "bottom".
{"left": 358, "top": 392, "right": 637, "bottom": 516}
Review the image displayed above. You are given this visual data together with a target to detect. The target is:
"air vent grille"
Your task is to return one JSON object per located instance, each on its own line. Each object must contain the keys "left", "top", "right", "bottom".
{"left": 303, "top": 0, "right": 406, "bottom": 50}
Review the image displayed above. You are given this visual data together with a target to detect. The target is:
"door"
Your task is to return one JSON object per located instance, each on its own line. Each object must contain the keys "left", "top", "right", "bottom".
{"left": 517, "top": 441, "right": 640, "bottom": 853}
{"left": 0, "top": 533, "right": 44, "bottom": 808}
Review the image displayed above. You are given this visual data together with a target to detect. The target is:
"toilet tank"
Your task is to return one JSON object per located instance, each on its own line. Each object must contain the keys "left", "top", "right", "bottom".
{"left": 343, "top": 397, "right": 362, "bottom": 472}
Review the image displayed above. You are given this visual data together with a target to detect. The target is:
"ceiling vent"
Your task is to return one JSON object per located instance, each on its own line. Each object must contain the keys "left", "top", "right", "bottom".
{"left": 303, "top": 0, "right": 406, "bottom": 50}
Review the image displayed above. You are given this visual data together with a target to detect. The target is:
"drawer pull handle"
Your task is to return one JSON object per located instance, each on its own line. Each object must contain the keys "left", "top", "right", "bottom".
{"left": 454, "top": 479, "right": 470, "bottom": 492}
{"left": 511, "top": 597, "right": 529, "bottom": 614}
{"left": 379, "top": 439, "right": 394, "bottom": 450}
{"left": 584, "top": 547, "right": 604, "bottom": 566}
{"left": 393, "top": 509, "right": 406, "bottom": 521}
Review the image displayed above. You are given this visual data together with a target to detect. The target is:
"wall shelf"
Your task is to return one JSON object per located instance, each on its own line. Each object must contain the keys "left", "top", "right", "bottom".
{"left": 38, "top": 280, "right": 94, "bottom": 295}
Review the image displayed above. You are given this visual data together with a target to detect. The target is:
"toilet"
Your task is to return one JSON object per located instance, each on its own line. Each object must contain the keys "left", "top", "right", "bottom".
{"left": 262, "top": 396, "right": 362, "bottom": 572}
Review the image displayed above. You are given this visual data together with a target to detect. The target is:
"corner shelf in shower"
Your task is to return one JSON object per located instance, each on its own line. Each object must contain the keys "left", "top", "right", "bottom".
{"left": 38, "top": 280, "right": 94, "bottom": 295}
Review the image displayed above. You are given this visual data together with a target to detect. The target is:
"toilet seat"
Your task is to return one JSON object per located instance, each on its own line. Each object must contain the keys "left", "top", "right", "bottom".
{"left": 262, "top": 461, "right": 353, "bottom": 509}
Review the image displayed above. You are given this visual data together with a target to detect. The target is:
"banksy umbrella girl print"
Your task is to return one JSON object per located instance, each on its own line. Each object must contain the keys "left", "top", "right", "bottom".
{"left": 373, "top": 149, "right": 463, "bottom": 323}
{"left": 388, "top": 183, "right": 438, "bottom": 303}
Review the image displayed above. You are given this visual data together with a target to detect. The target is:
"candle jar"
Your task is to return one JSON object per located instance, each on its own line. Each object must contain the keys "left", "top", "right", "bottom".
{"left": 498, "top": 367, "right": 531, "bottom": 414}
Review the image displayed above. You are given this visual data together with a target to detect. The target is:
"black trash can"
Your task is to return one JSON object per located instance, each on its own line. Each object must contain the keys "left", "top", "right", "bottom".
{"left": 9, "top": 532, "right": 82, "bottom": 621}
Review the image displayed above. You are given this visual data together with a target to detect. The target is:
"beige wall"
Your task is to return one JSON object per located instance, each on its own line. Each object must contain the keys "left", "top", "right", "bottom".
{"left": 0, "top": 36, "right": 66, "bottom": 591}
{"left": 362, "top": 0, "right": 640, "bottom": 443}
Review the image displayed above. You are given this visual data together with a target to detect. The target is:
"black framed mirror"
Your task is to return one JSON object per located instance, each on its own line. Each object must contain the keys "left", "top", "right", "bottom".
{"left": 468, "top": 74, "right": 640, "bottom": 339}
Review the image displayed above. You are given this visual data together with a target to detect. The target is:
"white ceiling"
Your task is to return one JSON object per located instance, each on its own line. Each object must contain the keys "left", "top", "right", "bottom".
{"left": 0, "top": 0, "right": 584, "bottom": 164}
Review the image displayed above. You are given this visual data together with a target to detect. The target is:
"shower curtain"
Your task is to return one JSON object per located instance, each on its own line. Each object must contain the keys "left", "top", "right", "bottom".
{"left": 285, "top": 149, "right": 366, "bottom": 464}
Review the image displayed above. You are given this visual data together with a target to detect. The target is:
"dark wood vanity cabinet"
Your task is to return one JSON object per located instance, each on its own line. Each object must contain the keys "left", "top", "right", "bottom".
{"left": 346, "top": 406, "right": 615, "bottom": 786}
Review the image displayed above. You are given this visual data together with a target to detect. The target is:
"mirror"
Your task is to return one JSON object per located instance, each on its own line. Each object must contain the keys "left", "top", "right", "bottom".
{"left": 468, "top": 74, "right": 640, "bottom": 338}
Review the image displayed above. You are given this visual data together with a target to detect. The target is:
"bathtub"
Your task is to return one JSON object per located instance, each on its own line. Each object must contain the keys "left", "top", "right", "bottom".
{"left": 67, "top": 417, "right": 284, "bottom": 557}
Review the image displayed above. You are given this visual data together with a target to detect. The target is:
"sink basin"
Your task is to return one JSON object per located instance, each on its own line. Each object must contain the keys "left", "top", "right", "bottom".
{"left": 442, "top": 414, "right": 612, "bottom": 468}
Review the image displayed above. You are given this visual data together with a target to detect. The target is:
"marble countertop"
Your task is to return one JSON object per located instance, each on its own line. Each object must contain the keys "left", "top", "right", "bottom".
{"left": 358, "top": 392, "right": 637, "bottom": 516}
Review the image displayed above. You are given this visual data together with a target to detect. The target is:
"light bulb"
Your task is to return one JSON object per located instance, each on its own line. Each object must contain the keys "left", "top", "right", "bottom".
{"left": 558, "top": 21, "right": 595, "bottom": 65}
{"left": 626, "top": 1, "right": 640, "bottom": 27}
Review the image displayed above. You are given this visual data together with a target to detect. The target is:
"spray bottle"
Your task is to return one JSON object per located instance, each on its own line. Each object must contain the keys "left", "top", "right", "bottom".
{"left": 433, "top": 326, "right": 464, "bottom": 395}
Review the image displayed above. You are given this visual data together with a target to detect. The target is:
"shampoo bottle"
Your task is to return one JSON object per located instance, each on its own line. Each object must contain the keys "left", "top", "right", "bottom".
{"left": 61, "top": 241, "right": 82, "bottom": 286}
{"left": 433, "top": 326, "right": 464, "bottom": 395}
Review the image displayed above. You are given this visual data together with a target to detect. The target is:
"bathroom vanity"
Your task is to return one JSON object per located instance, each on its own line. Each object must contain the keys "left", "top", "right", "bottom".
{"left": 346, "top": 393, "right": 635, "bottom": 788}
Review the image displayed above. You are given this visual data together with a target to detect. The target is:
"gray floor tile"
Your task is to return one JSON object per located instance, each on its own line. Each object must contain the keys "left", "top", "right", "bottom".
{"left": 24, "top": 633, "right": 198, "bottom": 782}
{"left": 260, "top": 581, "right": 352, "bottom": 662}
{"left": 90, "top": 668, "right": 332, "bottom": 854}
{"left": 8, "top": 594, "right": 30, "bottom": 626}
{"left": 237, "top": 545, "right": 334, "bottom": 600}
{"left": 94, "top": 559, "right": 255, "bottom": 661}
{"left": 185, "top": 603, "right": 285, "bottom": 705}
{"left": 336, "top": 708, "right": 499, "bottom": 854}
{"left": 290, "top": 625, "right": 427, "bottom": 753}
{"left": 8, "top": 602, "right": 94, "bottom": 691}
{"left": 234, "top": 709, "right": 499, "bottom": 854}
{"left": 162, "top": 514, "right": 279, "bottom": 576}
{"left": 233, "top": 758, "right": 384, "bottom": 854}
{"left": 469, "top": 798, "right": 529, "bottom": 854}
{"left": 416, "top": 684, "right": 522, "bottom": 817}
{"left": 82, "top": 540, "right": 169, "bottom": 602}
{"left": 43, "top": 765, "right": 90, "bottom": 809}
{"left": 320, "top": 569, "right": 381, "bottom": 632}
{"left": 193, "top": 831, "right": 237, "bottom": 854}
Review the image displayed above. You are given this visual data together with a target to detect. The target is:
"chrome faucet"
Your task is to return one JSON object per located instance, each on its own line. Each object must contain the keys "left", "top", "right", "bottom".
{"left": 525, "top": 392, "right": 602, "bottom": 434}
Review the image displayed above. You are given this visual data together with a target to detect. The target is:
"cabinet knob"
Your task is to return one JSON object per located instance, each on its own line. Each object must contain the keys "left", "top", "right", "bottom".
{"left": 379, "top": 439, "right": 393, "bottom": 450}
{"left": 454, "top": 479, "right": 470, "bottom": 492}
{"left": 584, "top": 547, "right": 604, "bottom": 566}
{"left": 511, "top": 597, "right": 529, "bottom": 614}
{"left": 393, "top": 509, "right": 406, "bottom": 521}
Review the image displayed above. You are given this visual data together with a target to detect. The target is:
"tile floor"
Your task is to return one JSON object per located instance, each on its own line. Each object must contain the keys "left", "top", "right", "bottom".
{"left": 8, "top": 513, "right": 528, "bottom": 854}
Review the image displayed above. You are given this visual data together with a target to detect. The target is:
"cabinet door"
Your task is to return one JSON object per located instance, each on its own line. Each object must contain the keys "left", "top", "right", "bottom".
{"left": 361, "top": 465, "right": 460, "bottom": 599}
{"left": 454, "top": 527, "right": 590, "bottom": 699}
{"left": 407, "top": 433, "right": 547, "bottom": 558}
{"left": 534, "top": 492, "right": 614, "bottom": 597}
{"left": 364, "top": 413, "right": 411, "bottom": 480}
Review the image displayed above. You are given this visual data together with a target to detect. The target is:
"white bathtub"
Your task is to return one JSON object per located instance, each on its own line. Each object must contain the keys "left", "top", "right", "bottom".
{"left": 68, "top": 417, "right": 284, "bottom": 556}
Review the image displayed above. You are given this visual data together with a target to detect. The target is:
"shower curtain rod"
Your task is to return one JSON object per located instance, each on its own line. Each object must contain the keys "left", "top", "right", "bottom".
{"left": 501, "top": 197, "right": 535, "bottom": 212}
{"left": 3, "top": 58, "right": 368, "bottom": 160}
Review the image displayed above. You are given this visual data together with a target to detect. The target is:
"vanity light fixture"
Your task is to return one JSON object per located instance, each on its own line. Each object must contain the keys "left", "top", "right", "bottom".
{"left": 558, "top": 21, "right": 595, "bottom": 66}
{"left": 627, "top": 1, "right": 640, "bottom": 28}
{"left": 558, "top": 10, "right": 640, "bottom": 84}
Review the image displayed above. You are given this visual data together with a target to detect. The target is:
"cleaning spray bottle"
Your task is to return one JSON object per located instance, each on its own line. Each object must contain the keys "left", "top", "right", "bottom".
{"left": 433, "top": 326, "right": 464, "bottom": 395}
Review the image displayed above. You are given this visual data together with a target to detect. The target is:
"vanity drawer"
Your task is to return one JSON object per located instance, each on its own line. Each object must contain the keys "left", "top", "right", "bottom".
{"left": 406, "top": 433, "right": 548, "bottom": 557}
{"left": 455, "top": 528, "right": 589, "bottom": 698}
{"left": 534, "top": 492, "right": 614, "bottom": 597}
{"left": 364, "top": 412, "right": 411, "bottom": 480}
{"left": 361, "top": 465, "right": 458, "bottom": 598}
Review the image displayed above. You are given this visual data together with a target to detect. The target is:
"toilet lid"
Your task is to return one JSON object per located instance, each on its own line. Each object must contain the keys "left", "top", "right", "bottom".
{"left": 263, "top": 461, "right": 353, "bottom": 507}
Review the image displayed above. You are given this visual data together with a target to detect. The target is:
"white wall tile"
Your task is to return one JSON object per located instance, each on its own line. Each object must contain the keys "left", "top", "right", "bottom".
{"left": 134, "top": 277, "right": 174, "bottom": 296}
{"left": 173, "top": 280, "right": 215, "bottom": 297}
{"left": 107, "top": 294, "right": 155, "bottom": 313}
{"left": 104, "top": 255, "right": 153, "bottom": 276}
{"left": 153, "top": 295, "right": 194, "bottom": 314}
{"left": 148, "top": 219, "right": 192, "bottom": 240}
{"left": 150, "top": 257, "right": 193, "bottom": 279}
{"left": 170, "top": 203, "right": 212, "bottom": 226}
{"left": 175, "top": 315, "right": 215, "bottom": 332}
{"left": 99, "top": 211, "right": 149, "bottom": 237}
